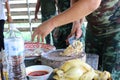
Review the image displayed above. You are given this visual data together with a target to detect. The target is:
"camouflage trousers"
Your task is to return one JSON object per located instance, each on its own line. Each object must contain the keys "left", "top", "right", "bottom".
{"left": 85, "top": 27, "right": 120, "bottom": 80}
{"left": 52, "top": 23, "right": 72, "bottom": 49}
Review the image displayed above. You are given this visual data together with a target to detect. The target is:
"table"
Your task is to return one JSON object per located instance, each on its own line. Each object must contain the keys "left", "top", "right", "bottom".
{"left": 0, "top": 53, "right": 99, "bottom": 80}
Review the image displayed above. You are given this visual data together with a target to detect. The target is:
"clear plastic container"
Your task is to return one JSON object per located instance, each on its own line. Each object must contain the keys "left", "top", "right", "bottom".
{"left": 4, "top": 23, "right": 27, "bottom": 80}
{"left": 1, "top": 50, "right": 9, "bottom": 80}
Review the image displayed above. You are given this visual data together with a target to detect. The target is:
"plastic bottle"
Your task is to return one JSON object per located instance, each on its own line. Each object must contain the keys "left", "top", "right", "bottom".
{"left": 4, "top": 23, "right": 27, "bottom": 80}
{"left": 1, "top": 50, "right": 8, "bottom": 80}
{"left": 0, "top": 64, "right": 2, "bottom": 80}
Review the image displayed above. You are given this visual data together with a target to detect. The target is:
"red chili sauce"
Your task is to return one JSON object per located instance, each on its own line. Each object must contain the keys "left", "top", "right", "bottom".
{"left": 28, "top": 70, "right": 49, "bottom": 76}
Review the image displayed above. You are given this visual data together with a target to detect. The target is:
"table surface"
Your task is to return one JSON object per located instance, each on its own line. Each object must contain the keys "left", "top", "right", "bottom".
{"left": 0, "top": 53, "right": 99, "bottom": 80}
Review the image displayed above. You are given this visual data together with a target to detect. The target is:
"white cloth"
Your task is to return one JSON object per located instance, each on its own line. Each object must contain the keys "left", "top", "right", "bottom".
{"left": 0, "top": 0, "right": 7, "bottom": 20}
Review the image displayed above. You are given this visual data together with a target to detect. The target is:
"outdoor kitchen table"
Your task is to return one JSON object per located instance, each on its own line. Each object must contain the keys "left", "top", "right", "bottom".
{"left": 0, "top": 53, "right": 99, "bottom": 80}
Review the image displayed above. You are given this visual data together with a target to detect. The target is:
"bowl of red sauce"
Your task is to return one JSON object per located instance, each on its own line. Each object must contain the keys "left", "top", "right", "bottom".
{"left": 26, "top": 65, "right": 53, "bottom": 80}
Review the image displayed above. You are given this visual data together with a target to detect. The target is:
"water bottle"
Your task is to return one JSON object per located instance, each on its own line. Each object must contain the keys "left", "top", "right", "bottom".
{"left": 1, "top": 50, "right": 8, "bottom": 80}
{"left": 4, "top": 23, "right": 27, "bottom": 80}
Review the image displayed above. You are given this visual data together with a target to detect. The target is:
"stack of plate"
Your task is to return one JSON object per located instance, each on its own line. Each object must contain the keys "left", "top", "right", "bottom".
{"left": 24, "top": 42, "right": 56, "bottom": 59}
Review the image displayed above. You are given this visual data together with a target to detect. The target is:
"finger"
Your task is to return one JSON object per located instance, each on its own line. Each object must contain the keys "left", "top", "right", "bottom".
{"left": 32, "top": 31, "right": 37, "bottom": 41}
{"left": 37, "top": 34, "right": 40, "bottom": 42}
{"left": 41, "top": 36, "right": 45, "bottom": 43}
{"left": 71, "top": 29, "right": 75, "bottom": 34}
{"left": 76, "top": 29, "right": 82, "bottom": 39}
{"left": 76, "top": 34, "right": 81, "bottom": 39}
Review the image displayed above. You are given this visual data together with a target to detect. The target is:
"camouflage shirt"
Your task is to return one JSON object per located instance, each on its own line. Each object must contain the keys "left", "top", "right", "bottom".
{"left": 39, "top": 0, "right": 57, "bottom": 44}
{"left": 85, "top": 1, "right": 120, "bottom": 79}
{"left": 40, "top": 0, "right": 56, "bottom": 21}
{"left": 57, "top": 0, "right": 70, "bottom": 12}
{"left": 86, "top": 0, "right": 120, "bottom": 36}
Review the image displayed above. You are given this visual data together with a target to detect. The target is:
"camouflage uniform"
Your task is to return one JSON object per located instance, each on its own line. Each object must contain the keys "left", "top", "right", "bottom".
{"left": 40, "top": 0, "right": 56, "bottom": 44}
{"left": 85, "top": 0, "right": 120, "bottom": 79}
{"left": 53, "top": 0, "right": 86, "bottom": 49}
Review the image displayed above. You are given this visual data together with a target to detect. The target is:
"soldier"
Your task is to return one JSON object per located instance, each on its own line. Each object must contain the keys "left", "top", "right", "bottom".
{"left": 84, "top": 0, "right": 120, "bottom": 79}
{"left": 32, "top": 0, "right": 120, "bottom": 79}
{"left": 53, "top": 0, "right": 73, "bottom": 49}
{"left": 53, "top": 0, "right": 86, "bottom": 49}
{"left": 34, "top": 0, "right": 57, "bottom": 44}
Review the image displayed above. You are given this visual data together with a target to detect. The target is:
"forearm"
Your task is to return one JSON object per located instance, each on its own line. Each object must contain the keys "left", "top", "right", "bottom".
{"left": 5, "top": 1, "right": 11, "bottom": 16}
{"left": 35, "top": 0, "right": 40, "bottom": 16}
{"left": 47, "top": 0, "right": 101, "bottom": 28}
{"left": 71, "top": 0, "right": 85, "bottom": 28}
{"left": 5, "top": 0, "right": 12, "bottom": 23}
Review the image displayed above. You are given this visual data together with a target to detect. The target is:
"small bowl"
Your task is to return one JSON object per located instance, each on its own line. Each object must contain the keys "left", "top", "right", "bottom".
{"left": 26, "top": 65, "right": 53, "bottom": 80}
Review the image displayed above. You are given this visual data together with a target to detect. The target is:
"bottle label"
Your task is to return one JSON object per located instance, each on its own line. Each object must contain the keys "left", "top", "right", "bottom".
{"left": 3, "top": 71, "right": 8, "bottom": 80}
{"left": 4, "top": 38, "right": 24, "bottom": 56}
